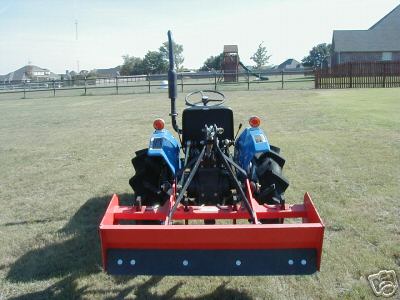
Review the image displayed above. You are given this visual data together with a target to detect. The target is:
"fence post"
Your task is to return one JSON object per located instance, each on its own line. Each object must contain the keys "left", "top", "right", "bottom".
{"left": 281, "top": 71, "right": 284, "bottom": 89}
{"left": 314, "top": 70, "right": 318, "bottom": 89}
{"left": 247, "top": 70, "right": 250, "bottom": 90}
{"left": 53, "top": 80, "right": 56, "bottom": 97}
{"left": 181, "top": 74, "right": 184, "bottom": 92}
{"left": 84, "top": 77, "right": 87, "bottom": 95}
{"left": 148, "top": 74, "right": 151, "bottom": 93}
{"left": 23, "top": 81, "right": 26, "bottom": 99}
{"left": 349, "top": 63, "right": 353, "bottom": 88}
{"left": 116, "top": 76, "right": 119, "bottom": 95}
{"left": 382, "top": 63, "right": 386, "bottom": 88}
{"left": 214, "top": 72, "right": 217, "bottom": 90}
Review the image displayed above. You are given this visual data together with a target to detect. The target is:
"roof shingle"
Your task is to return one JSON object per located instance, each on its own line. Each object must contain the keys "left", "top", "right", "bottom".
{"left": 333, "top": 5, "right": 400, "bottom": 52}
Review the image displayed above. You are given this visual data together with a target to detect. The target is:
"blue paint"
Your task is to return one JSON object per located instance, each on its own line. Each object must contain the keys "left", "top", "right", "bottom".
{"left": 234, "top": 127, "right": 270, "bottom": 173}
{"left": 147, "top": 129, "right": 180, "bottom": 175}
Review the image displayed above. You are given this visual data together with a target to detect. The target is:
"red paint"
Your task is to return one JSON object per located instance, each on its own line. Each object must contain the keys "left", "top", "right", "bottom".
{"left": 153, "top": 118, "right": 165, "bottom": 130}
{"left": 249, "top": 116, "right": 261, "bottom": 127}
{"left": 99, "top": 180, "right": 324, "bottom": 273}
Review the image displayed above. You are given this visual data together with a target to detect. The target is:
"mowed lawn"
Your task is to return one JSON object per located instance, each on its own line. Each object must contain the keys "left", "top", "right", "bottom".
{"left": 0, "top": 88, "right": 399, "bottom": 299}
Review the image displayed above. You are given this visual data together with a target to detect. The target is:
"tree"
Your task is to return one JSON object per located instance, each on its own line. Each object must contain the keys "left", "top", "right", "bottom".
{"left": 142, "top": 51, "right": 168, "bottom": 74}
{"left": 120, "top": 55, "right": 144, "bottom": 75}
{"left": 159, "top": 41, "right": 184, "bottom": 71}
{"left": 199, "top": 53, "right": 223, "bottom": 71}
{"left": 87, "top": 69, "right": 98, "bottom": 79}
{"left": 250, "top": 42, "right": 271, "bottom": 70}
{"left": 302, "top": 43, "right": 332, "bottom": 69}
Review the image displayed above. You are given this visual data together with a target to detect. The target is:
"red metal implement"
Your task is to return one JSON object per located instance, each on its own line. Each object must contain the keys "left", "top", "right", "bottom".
{"left": 99, "top": 182, "right": 324, "bottom": 276}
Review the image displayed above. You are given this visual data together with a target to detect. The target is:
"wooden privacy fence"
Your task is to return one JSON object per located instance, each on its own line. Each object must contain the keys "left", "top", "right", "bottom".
{"left": 315, "top": 61, "right": 400, "bottom": 89}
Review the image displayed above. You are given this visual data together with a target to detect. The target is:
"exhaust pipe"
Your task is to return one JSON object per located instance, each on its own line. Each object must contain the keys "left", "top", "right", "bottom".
{"left": 167, "top": 30, "right": 181, "bottom": 134}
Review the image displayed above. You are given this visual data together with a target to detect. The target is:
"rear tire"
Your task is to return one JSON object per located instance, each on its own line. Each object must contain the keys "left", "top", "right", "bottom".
{"left": 251, "top": 146, "right": 289, "bottom": 224}
{"left": 253, "top": 148, "right": 289, "bottom": 205}
{"left": 129, "top": 149, "right": 172, "bottom": 207}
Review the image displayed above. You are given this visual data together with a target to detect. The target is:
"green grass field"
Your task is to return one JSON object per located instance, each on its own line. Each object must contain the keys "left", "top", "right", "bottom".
{"left": 0, "top": 88, "right": 399, "bottom": 299}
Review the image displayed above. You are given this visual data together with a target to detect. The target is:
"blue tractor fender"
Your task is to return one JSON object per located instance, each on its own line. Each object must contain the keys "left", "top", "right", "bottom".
{"left": 234, "top": 127, "right": 270, "bottom": 173}
{"left": 147, "top": 129, "right": 180, "bottom": 175}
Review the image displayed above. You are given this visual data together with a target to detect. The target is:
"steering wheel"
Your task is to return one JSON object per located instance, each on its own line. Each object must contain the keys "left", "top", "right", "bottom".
{"left": 185, "top": 90, "right": 225, "bottom": 107}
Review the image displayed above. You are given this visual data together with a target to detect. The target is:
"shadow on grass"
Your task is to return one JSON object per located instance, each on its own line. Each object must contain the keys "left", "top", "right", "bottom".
{"left": 10, "top": 275, "right": 252, "bottom": 300}
{"left": 7, "top": 193, "right": 133, "bottom": 283}
{"left": 128, "top": 277, "right": 253, "bottom": 300}
{"left": 7, "top": 194, "right": 253, "bottom": 300}
{"left": 133, "top": 277, "right": 253, "bottom": 300}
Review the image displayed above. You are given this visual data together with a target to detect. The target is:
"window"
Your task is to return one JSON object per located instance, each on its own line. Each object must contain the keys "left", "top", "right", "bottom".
{"left": 382, "top": 52, "right": 392, "bottom": 61}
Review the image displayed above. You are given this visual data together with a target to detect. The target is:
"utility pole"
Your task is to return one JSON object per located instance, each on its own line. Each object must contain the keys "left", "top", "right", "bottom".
{"left": 75, "top": 20, "right": 79, "bottom": 72}
{"left": 75, "top": 20, "right": 78, "bottom": 40}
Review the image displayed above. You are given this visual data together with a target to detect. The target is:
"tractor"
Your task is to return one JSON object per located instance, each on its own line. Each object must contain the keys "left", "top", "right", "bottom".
{"left": 99, "top": 31, "right": 324, "bottom": 276}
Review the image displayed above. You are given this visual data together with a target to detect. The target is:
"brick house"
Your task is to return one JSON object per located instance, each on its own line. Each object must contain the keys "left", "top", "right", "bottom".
{"left": 331, "top": 4, "right": 400, "bottom": 66}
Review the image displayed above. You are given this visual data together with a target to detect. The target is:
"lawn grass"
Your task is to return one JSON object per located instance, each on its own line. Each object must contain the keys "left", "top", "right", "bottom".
{"left": 0, "top": 88, "right": 399, "bottom": 299}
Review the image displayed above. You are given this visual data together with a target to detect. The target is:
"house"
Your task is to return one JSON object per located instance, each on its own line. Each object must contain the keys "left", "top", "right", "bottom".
{"left": 331, "top": 4, "right": 400, "bottom": 65}
{"left": 79, "top": 70, "right": 89, "bottom": 76}
{"left": 93, "top": 66, "right": 121, "bottom": 78}
{"left": 0, "top": 65, "right": 60, "bottom": 83}
{"left": 276, "top": 59, "right": 303, "bottom": 70}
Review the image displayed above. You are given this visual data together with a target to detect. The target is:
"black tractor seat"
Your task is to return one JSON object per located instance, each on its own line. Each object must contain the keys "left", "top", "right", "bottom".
{"left": 182, "top": 106, "right": 234, "bottom": 145}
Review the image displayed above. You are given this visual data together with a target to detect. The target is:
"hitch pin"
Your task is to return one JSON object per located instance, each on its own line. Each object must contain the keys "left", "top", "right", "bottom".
{"left": 216, "top": 204, "right": 230, "bottom": 211}
{"left": 145, "top": 204, "right": 159, "bottom": 211}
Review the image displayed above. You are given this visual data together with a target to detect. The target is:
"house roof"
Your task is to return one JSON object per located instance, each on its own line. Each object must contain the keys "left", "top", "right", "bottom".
{"left": 223, "top": 45, "right": 238, "bottom": 53}
{"left": 28, "top": 65, "right": 50, "bottom": 72}
{"left": 49, "top": 72, "right": 60, "bottom": 80}
{"left": 94, "top": 66, "right": 121, "bottom": 77}
{"left": 1, "top": 65, "right": 56, "bottom": 82}
{"left": 1, "top": 66, "right": 30, "bottom": 81}
{"left": 333, "top": 5, "right": 400, "bottom": 52}
{"left": 278, "top": 59, "right": 301, "bottom": 69}
{"left": 369, "top": 4, "right": 400, "bottom": 30}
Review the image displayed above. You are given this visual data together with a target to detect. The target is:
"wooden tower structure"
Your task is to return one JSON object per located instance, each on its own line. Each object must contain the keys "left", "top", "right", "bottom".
{"left": 222, "top": 45, "right": 239, "bottom": 82}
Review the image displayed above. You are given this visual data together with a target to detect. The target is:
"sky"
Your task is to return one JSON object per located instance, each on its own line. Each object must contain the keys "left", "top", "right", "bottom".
{"left": 0, "top": 0, "right": 399, "bottom": 74}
